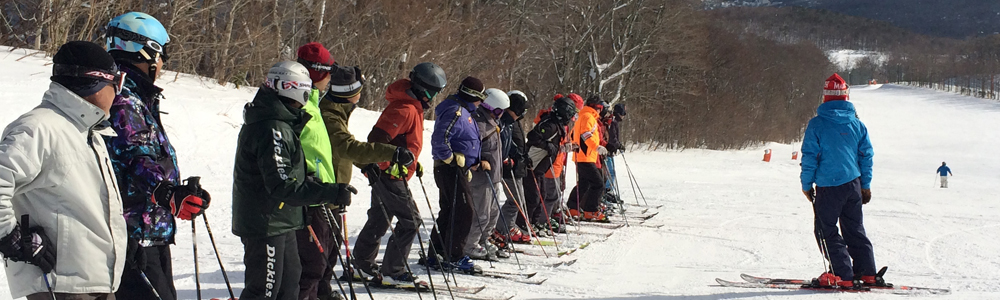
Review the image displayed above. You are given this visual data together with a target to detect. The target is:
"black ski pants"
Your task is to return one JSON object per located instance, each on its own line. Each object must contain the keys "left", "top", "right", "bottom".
{"left": 574, "top": 162, "right": 605, "bottom": 212}
{"left": 353, "top": 175, "right": 419, "bottom": 277}
{"left": 241, "top": 231, "right": 301, "bottom": 300}
{"left": 814, "top": 177, "right": 876, "bottom": 280}
{"left": 296, "top": 206, "right": 337, "bottom": 299}
{"left": 115, "top": 244, "right": 175, "bottom": 300}
{"left": 429, "top": 164, "right": 474, "bottom": 262}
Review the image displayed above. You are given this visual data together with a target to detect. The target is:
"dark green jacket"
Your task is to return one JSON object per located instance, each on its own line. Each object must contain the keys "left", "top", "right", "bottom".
{"left": 319, "top": 97, "right": 396, "bottom": 184}
{"left": 232, "top": 89, "right": 344, "bottom": 238}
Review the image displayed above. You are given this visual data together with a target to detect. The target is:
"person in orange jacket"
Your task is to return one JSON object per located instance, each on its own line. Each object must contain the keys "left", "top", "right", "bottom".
{"left": 569, "top": 96, "right": 610, "bottom": 222}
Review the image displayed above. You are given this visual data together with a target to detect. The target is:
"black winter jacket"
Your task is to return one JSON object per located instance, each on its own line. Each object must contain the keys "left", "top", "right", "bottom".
{"left": 232, "top": 89, "right": 346, "bottom": 238}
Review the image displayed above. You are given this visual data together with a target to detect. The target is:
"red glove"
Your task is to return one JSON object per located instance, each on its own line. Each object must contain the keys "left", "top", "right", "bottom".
{"left": 171, "top": 187, "right": 211, "bottom": 220}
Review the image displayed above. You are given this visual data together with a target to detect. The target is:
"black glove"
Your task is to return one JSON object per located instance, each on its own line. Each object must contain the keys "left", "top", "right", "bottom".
{"left": 126, "top": 237, "right": 147, "bottom": 271}
{"left": 0, "top": 223, "right": 55, "bottom": 273}
{"left": 861, "top": 189, "right": 872, "bottom": 204}
{"left": 361, "top": 163, "right": 381, "bottom": 186}
{"left": 803, "top": 189, "right": 816, "bottom": 202}
{"left": 332, "top": 184, "right": 358, "bottom": 206}
{"left": 393, "top": 147, "right": 415, "bottom": 166}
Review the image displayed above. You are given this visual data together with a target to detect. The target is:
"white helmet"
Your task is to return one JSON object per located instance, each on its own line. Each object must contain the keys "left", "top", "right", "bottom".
{"left": 483, "top": 88, "right": 510, "bottom": 113}
{"left": 264, "top": 61, "right": 313, "bottom": 106}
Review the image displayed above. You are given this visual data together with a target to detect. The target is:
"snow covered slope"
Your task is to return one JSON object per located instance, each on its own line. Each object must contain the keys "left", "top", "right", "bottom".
{"left": 1, "top": 46, "right": 998, "bottom": 299}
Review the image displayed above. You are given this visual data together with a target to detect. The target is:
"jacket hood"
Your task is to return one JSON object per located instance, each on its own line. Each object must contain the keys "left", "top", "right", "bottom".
{"left": 244, "top": 87, "right": 307, "bottom": 125}
{"left": 816, "top": 100, "right": 857, "bottom": 124}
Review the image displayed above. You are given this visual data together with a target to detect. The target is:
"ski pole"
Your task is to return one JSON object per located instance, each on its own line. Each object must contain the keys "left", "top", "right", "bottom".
{"left": 811, "top": 199, "right": 834, "bottom": 274}
{"left": 402, "top": 175, "right": 458, "bottom": 300}
{"left": 484, "top": 172, "right": 523, "bottom": 270}
{"left": 603, "top": 159, "right": 629, "bottom": 226}
{"left": 306, "top": 210, "right": 350, "bottom": 300}
{"left": 500, "top": 177, "right": 548, "bottom": 258}
{"left": 42, "top": 273, "right": 55, "bottom": 300}
{"left": 324, "top": 207, "right": 374, "bottom": 300}
{"left": 139, "top": 270, "right": 164, "bottom": 300}
{"left": 192, "top": 219, "right": 202, "bottom": 300}
{"left": 366, "top": 176, "right": 428, "bottom": 300}
{"left": 463, "top": 172, "right": 494, "bottom": 270}
{"left": 23, "top": 215, "right": 57, "bottom": 300}
{"left": 417, "top": 175, "right": 461, "bottom": 285}
{"left": 620, "top": 153, "right": 649, "bottom": 206}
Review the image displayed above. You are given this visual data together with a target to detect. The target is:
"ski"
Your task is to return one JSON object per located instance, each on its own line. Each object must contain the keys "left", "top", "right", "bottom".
{"left": 716, "top": 278, "right": 871, "bottom": 293}
{"left": 557, "top": 241, "right": 591, "bottom": 257}
{"left": 481, "top": 269, "right": 537, "bottom": 278}
{"left": 367, "top": 282, "right": 495, "bottom": 299}
{"left": 739, "top": 273, "right": 951, "bottom": 295}
{"left": 581, "top": 222, "right": 626, "bottom": 230}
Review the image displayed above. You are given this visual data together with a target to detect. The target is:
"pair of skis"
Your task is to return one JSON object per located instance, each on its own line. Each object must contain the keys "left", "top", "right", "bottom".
{"left": 716, "top": 267, "right": 950, "bottom": 295}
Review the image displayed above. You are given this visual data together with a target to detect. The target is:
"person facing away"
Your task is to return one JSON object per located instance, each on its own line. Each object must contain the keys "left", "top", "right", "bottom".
{"left": 0, "top": 41, "right": 127, "bottom": 300}
{"left": 936, "top": 162, "right": 952, "bottom": 188}
{"left": 232, "top": 61, "right": 355, "bottom": 300}
{"left": 800, "top": 73, "right": 879, "bottom": 288}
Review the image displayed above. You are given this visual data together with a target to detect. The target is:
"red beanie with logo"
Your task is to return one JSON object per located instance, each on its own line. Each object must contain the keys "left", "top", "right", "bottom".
{"left": 823, "top": 73, "right": 849, "bottom": 102}
{"left": 296, "top": 42, "right": 334, "bottom": 83}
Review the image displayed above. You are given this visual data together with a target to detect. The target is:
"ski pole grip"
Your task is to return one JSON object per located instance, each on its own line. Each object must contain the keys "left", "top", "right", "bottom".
{"left": 186, "top": 176, "right": 202, "bottom": 192}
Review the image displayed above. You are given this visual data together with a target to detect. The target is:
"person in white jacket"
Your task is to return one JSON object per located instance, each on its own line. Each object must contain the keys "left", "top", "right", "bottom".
{"left": 0, "top": 41, "right": 127, "bottom": 300}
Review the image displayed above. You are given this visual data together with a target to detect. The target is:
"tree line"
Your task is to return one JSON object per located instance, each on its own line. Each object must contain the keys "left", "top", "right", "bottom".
{"left": 0, "top": 0, "right": 832, "bottom": 150}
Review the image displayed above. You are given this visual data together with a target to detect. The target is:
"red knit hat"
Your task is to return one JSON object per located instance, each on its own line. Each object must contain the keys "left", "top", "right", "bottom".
{"left": 567, "top": 93, "right": 584, "bottom": 109}
{"left": 823, "top": 73, "right": 849, "bottom": 102}
{"left": 296, "top": 42, "right": 334, "bottom": 83}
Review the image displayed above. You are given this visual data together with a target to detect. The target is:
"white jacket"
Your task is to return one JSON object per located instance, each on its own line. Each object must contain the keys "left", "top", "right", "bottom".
{"left": 0, "top": 83, "right": 127, "bottom": 298}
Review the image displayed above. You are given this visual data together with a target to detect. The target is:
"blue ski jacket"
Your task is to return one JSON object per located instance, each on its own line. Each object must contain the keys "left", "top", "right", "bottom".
{"left": 432, "top": 95, "right": 481, "bottom": 168}
{"left": 800, "top": 100, "right": 874, "bottom": 191}
{"left": 936, "top": 166, "right": 951, "bottom": 176}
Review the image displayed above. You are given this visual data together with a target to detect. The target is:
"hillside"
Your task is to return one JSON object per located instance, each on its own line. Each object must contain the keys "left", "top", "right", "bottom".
{"left": 707, "top": 0, "right": 1000, "bottom": 38}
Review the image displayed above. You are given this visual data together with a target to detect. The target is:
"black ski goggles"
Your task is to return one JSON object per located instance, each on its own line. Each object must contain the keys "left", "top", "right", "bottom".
{"left": 53, "top": 64, "right": 127, "bottom": 95}
{"left": 106, "top": 27, "right": 170, "bottom": 62}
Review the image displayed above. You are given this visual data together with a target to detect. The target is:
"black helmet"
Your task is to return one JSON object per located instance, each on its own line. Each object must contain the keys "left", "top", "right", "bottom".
{"left": 613, "top": 103, "right": 626, "bottom": 116}
{"left": 409, "top": 62, "right": 447, "bottom": 95}
{"left": 551, "top": 96, "right": 578, "bottom": 123}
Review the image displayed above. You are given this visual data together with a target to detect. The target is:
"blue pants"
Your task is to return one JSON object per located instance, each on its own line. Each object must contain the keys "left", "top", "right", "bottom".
{"left": 604, "top": 156, "right": 617, "bottom": 191}
{"left": 813, "top": 177, "right": 876, "bottom": 280}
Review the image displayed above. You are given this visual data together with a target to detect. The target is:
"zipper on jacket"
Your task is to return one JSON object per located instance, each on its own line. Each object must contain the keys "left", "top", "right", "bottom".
{"left": 88, "top": 124, "right": 122, "bottom": 290}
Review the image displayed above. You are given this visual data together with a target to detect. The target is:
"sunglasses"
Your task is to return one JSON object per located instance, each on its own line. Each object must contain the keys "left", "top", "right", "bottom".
{"left": 107, "top": 27, "right": 170, "bottom": 62}
{"left": 53, "top": 64, "right": 127, "bottom": 95}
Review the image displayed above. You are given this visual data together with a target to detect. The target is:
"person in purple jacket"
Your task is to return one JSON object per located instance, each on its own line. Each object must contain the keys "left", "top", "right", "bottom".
{"left": 426, "top": 77, "right": 487, "bottom": 274}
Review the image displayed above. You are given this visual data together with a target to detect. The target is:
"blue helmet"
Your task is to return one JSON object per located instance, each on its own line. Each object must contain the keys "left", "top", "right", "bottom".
{"left": 105, "top": 12, "right": 170, "bottom": 63}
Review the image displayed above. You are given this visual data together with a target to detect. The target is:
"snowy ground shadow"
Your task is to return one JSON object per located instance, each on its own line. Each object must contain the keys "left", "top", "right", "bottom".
{"left": 538, "top": 290, "right": 811, "bottom": 299}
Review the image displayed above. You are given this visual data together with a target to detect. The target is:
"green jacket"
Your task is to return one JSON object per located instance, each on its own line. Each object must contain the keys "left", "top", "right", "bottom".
{"left": 319, "top": 97, "right": 396, "bottom": 184}
{"left": 302, "top": 89, "right": 337, "bottom": 184}
{"left": 232, "top": 89, "right": 344, "bottom": 238}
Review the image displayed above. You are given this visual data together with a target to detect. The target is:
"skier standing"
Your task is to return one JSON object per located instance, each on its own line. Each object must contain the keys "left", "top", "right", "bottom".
{"left": 800, "top": 73, "right": 877, "bottom": 288}
{"left": 351, "top": 63, "right": 437, "bottom": 285}
{"left": 936, "top": 162, "right": 952, "bottom": 188}
{"left": 495, "top": 91, "right": 532, "bottom": 244}
{"left": 569, "top": 96, "right": 609, "bottom": 222}
{"left": 523, "top": 96, "right": 577, "bottom": 232}
{"left": 232, "top": 61, "right": 356, "bottom": 300}
{"left": 0, "top": 41, "right": 127, "bottom": 300}
{"left": 465, "top": 88, "right": 509, "bottom": 260}
{"left": 603, "top": 103, "right": 626, "bottom": 202}
{"left": 104, "top": 12, "right": 210, "bottom": 300}
{"left": 291, "top": 42, "right": 341, "bottom": 300}
{"left": 428, "top": 77, "right": 487, "bottom": 272}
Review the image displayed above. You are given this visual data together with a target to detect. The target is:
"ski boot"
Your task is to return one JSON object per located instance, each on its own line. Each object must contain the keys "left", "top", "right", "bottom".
{"left": 532, "top": 223, "right": 550, "bottom": 237}
{"left": 467, "top": 244, "right": 493, "bottom": 261}
{"left": 455, "top": 256, "right": 482, "bottom": 275}
{"left": 810, "top": 272, "right": 864, "bottom": 290}
{"left": 568, "top": 209, "right": 581, "bottom": 220}
{"left": 423, "top": 254, "right": 455, "bottom": 271}
{"left": 508, "top": 227, "right": 531, "bottom": 243}
{"left": 549, "top": 218, "right": 568, "bottom": 233}
{"left": 381, "top": 272, "right": 428, "bottom": 290}
{"left": 582, "top": 211, "right": 611, "bottom": 223}
{"left": 859, "top": 266, "right": 893, "bottom": 288}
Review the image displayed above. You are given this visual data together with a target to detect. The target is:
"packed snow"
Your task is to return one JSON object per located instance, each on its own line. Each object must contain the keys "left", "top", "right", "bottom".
{"left": 827, "top": 49, "right": 887, "bottom": 71}
{"left": 0, "top": 46, "right": 998, "bottom": 299}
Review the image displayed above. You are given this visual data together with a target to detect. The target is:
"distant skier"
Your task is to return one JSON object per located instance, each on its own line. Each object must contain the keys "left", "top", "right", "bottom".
{"left": 936, "top": 162, "right": 952, "bottom": 188}
{"left": 800, "top": 73, "right": 878, "bottom": 288}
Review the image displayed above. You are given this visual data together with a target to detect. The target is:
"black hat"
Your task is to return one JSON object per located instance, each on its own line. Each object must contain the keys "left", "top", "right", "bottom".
{"left": 51, "top": 41, "right": 118, "bottom": 97}
{"left": 507, "top": 91, "right": 528, "bottom": 117}
{"left": 614, "top": 103, "right": 626, "bottom": 116}
{"left": 457, "top": 76, "right": 486, "bottom": 103}
{"left": 328, "top": 65, "right": 363, "bottom": 99}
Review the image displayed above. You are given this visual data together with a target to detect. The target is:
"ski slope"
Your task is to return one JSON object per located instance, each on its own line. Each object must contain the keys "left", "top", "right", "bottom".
{"left": 0, "top": 46, "right": 998, "bottom": 299}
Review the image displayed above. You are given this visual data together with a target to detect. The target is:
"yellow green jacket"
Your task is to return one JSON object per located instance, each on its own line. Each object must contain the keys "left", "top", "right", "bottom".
{"left": 301, "top": 89, "right": 337, "bottom": 185}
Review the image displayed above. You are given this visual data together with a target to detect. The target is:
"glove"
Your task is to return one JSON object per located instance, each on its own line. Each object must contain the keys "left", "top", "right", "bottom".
{"left": 0, "top": 225, "right": 56, "bottom": 273}
{"left": 598, "top": 146, "right": 609, "bottom": 156}
{"left": 480, "top": 160, "right": 491, "bottom": 171}
{"left": 361, "top": 164, "right": 381, "bottom": 186}
{"left": 561, "top": 143, "right": 577, "bottom": 153}
{"left": 803, "top": 189, "right": 815, "bottom": 202}
{"left": 171, "top": 185, "right": 211, "bottom": 221}
{"left": 861, "top": 189, "right": 872, "bottom": 204}
{"left": 444, "top": 153, "right": 466, "bottom": 167}
{"left": 126, "top": 237, "right": 147, "bottom": 271}
{"left": 331, "top": 184, "right": 358, "bottom": 206}
{"left": 415, "top": 162, "right": 424, "bottom": 178}
{"left": 393, "top": 147, "right": 415, "bottom": 166}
